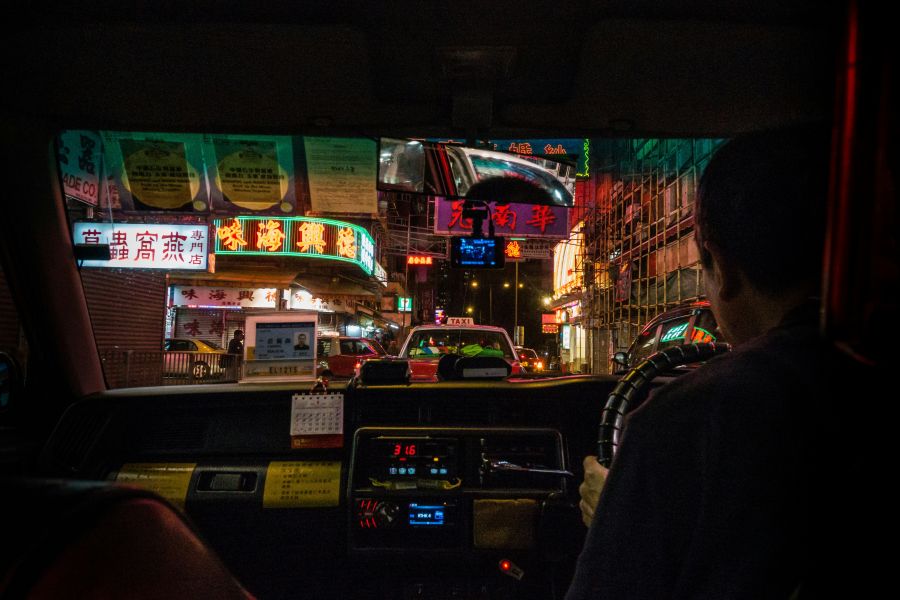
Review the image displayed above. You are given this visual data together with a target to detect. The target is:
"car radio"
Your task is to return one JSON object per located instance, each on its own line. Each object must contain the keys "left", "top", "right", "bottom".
{"left": 348, "top": 427, "right": 568, "bottom": 554}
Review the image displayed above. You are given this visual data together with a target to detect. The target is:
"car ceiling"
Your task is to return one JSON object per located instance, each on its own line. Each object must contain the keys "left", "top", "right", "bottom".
{"left": 4, "top": 0, "right": 837, "bottom": 138}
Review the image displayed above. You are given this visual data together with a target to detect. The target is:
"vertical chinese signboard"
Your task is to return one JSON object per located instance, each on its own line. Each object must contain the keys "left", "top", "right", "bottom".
{"left": 73, "top": 222, "right": 209, "bottom": 270}
{"left": 58, "top": 130, "right": 102, "bottom": 206}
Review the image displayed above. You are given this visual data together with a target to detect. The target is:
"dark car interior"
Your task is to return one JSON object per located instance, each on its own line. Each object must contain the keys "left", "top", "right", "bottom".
{"left": 1, "top": 1, "right": 893, "bottom": 599}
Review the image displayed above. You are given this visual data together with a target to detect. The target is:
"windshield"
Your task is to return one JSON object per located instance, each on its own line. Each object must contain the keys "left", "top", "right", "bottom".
{"left": 403, "top": 329, "right": 515, "bottom": 360}
{"left": 53, "top": 130, "right": 724, "bottom": 387}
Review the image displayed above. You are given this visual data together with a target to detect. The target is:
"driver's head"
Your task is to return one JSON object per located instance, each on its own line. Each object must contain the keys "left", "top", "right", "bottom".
{"left": 695, "top": 125, "right": 829, "bottom": 343}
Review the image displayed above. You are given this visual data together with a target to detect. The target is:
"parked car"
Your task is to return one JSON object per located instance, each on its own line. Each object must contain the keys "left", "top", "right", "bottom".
{"left": 316, "top": 335, "right": 385, "bottom": 378}
{"left": 515, "top": 346, "right": 544, "bottom": 372}
{"left": 163, "top": 338, "right": 228, "bottom": 379}
{"left": 399, "top": 324, "right": 521, "bottom": 382}
{"left": 613, "top": 300, "right": 725, "bottom": 373}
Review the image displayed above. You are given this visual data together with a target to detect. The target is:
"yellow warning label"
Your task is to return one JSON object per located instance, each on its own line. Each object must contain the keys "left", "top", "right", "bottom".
{"left": 263, "top": 461, "right": 341, "bottom": 508}
{"left": 115, "top": 463, "right": 196, "bottom": 507}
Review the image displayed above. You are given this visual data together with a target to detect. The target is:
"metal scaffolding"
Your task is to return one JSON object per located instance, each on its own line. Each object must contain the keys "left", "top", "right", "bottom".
{"left": 579, "top": 138, "right": 726, "bottom": 373}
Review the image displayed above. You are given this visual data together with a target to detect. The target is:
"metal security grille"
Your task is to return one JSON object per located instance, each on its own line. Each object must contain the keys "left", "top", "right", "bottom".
{"left": 581, "top": 138, "right": 726, "bottom": 373}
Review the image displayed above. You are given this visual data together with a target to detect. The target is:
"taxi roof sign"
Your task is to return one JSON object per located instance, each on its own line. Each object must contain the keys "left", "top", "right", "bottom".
{"left": 446, "top": 317, "right": 475, "bottom": 326}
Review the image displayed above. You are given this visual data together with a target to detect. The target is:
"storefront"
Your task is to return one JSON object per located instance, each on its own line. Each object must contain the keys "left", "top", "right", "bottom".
{"left": 551, "top": 222, "right": 591, "bottom": 373}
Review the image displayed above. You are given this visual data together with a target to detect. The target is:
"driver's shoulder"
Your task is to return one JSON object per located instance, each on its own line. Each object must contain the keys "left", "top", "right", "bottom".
{"left": 629, "top": 343, "right": 798, "bottom": 430}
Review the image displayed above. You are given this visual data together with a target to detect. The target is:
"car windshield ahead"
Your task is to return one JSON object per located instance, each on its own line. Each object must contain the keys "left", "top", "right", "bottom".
{"left": 404, "top": 329, "right": 514, "bottom": 360}
{"left": 519, "top": 349, "right": 539, "bottom": 360}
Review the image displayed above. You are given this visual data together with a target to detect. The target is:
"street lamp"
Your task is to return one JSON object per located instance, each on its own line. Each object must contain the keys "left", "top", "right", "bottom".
{"left": 503, "top": 282, "right": 510, "bottom": 288}
{"left": 466, "top": 306, "right": 474, "bottom": 314}
{"left": 543, "top": 296, "right": 551, "bottom": 306}
{"left": 471, "top": 281, "right": 479, "bottom": 288}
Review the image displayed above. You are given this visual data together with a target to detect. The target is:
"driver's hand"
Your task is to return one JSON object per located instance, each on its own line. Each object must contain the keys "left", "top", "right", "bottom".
{"left": 579, "top": 456, "right": 609, "bottom": 528}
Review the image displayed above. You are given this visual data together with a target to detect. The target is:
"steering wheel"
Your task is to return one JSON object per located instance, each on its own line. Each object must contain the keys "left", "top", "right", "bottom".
{"left": 597, "top": 342, "right": 732, "bottom": 467}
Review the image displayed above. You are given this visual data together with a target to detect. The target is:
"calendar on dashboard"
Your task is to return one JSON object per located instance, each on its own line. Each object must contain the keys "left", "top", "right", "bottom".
{"left": 289, "top": 393, "right": 344, "bottom": 449}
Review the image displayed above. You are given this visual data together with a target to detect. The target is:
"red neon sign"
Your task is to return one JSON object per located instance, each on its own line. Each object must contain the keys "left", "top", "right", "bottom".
{"left": 407, "top": 256, "right": 433, "bottom": 266}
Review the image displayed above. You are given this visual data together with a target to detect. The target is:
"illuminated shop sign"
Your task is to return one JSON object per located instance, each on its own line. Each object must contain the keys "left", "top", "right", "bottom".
{"left": 407, "top": 256, "right": 434, "bottom": 266}
{"left": 435, "top": 199, "right": 568, "bottom": 239}
{"left": 212, "top": 216, "right": 375, "bottom": 275}
{"left": 553, "top": 223, "right": 584, "bottom": 296}
{"left": 504, "top": 240, "right": 522, "bottom": 260}
{"left": 374, "top": 261, "right": 388, "bottom": 286}
{"left": 490, "top": 138, "right": 589, "bottom": 178}
{"left": 73, "top": 222, "right": 209, "bottom": 270}
{"left": 397, "top": 297, "right": 413, "bottom": 312}
{"left": 171, "top": 285, "right": 277, "bottom": 308}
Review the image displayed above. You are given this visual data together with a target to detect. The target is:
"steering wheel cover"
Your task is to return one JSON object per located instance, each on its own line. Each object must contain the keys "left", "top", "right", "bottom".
{"left": 597, "top": 342, "right": 732, "bottom": 467}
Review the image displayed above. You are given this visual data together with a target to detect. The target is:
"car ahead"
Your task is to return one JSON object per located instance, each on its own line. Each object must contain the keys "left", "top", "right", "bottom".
{"left": 163, "top": 338, "right": 228, "bottom": 380}
{"left": 515, "top": 346, "right": 544, "bottom": 372}
{"left": 612, "top": 300, "right": 725, "bottom": 373}
{"left": 399, "top": 324, "right": 521, "bottom": 382}
{"left": 316, "top": 335, "right": 385, "bottom": 379}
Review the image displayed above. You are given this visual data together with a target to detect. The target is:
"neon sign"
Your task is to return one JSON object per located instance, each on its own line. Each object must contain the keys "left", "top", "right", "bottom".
{"left": 407, "top": 256, "right": 433, "bottom": 266}
{"left": 213, "top": 216, "right": 375, "bottom": 275}
{"left": 505, "top": 240, "right": 522, "bottom": 259}
{"left": 74, "top": 222, "right": 209, "bottom": 270}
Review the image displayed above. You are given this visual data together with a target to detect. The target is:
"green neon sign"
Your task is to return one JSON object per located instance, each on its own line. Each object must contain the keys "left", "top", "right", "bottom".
{"left": 213, "top": 216, "right": 375, "bottom": 275}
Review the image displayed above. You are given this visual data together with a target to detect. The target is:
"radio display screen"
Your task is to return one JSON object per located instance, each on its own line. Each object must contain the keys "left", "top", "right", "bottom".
{"left": 408, "top": 502, "right": 455, "bottom": 527}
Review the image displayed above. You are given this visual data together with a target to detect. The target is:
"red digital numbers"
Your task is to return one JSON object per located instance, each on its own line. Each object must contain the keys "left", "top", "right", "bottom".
{"left": 392, "top": 443, "right": 417, "bottom": 456}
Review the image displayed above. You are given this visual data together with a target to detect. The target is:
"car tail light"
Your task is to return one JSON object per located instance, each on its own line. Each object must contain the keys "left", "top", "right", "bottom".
{"left": 536, "top": 361, "right": 543, "bottom": 369}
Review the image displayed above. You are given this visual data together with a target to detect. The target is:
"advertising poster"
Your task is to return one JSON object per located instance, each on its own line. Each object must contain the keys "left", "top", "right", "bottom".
{"left": 241, "top": 313, "right": 318, "bottom": 383}
{"left": 207, "top": 135, "right": 297, "bottom": 214}
{"left": 101, "top": 131, "right": 209, "bottom": 213}
{"left": 303, "top": 137, "right": 377, "bottom": 214}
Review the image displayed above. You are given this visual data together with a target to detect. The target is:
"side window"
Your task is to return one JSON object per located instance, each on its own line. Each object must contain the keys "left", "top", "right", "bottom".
{"left": 657, "top": 317, "right": 692, "bottom": 351}
{"left": 630, "top": 324, "right": 660, "bottom": 364}
{"left": 358, "top": 342, "right": 373, "bottom": 355}
{"left": 340, "top": 341, "right": 355, "bottom": 355}
{"left": 317, "top": 339, "right": 329, "bottom": 357}
{"left": 187, "top": 341, "right": 199, "bottom": 351}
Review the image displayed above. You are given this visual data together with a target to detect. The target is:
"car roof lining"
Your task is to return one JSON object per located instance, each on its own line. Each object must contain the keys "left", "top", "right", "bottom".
{"left": 4, "top": 1, "right": 837, "bottom": 138}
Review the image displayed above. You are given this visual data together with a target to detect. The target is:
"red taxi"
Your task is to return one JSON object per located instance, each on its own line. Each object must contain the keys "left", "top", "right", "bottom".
{"left": 398, "top": 324, "right": 521, "bottom": 382}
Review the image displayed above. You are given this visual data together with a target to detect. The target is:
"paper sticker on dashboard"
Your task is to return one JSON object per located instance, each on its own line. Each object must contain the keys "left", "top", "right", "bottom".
{"left": 263, "top": 461, "right": 342, "bottom": 508}
{"left": 115, "top": 462, "right": 196, "bottom": 507}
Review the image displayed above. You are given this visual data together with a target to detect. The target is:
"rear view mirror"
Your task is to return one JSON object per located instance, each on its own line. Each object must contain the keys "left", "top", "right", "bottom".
{"left": 377, "top": 138, "right": 575, "bottom": 207}
{"left": 449, "top": 236, "right": 505, "bottom": 269}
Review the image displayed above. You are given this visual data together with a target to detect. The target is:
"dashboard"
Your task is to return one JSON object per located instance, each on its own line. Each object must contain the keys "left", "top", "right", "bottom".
{"left": 39, "top": 376, "right": 619, "bottom": 599}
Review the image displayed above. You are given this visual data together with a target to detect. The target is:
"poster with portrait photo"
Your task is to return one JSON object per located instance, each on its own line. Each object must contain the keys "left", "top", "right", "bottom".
{"left": 241, "top": 312, "right": 318, "bottom": 383}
